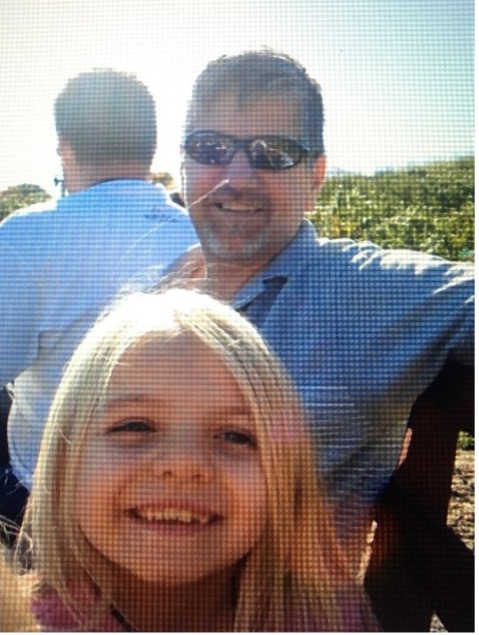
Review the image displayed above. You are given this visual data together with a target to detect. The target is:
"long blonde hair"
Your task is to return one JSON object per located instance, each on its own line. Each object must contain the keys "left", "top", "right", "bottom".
{"left": 0, "top": 537, "right": 38, "bottom": 632}
{"left": 22, "top": 289, "right": 376, "bottom": 631}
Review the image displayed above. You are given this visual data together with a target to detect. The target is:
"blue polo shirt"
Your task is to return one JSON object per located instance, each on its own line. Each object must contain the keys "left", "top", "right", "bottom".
{"left": 233, "top": 220, "right": 474, "bottom": 518}
{"left": 0, "top": 179, "right": 197, "bottom": 487}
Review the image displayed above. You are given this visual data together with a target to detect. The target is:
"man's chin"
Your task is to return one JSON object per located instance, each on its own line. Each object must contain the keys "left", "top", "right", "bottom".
{"left": 207, "top": 243, "right": 267, "bottom": 264}
{"left": 202, "top": 231, "right": 271, "bottom": 264}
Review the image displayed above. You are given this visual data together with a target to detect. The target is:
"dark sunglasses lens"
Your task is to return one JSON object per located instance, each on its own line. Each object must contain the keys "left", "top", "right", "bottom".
{"left": 185, "top": 134, "right": 233, "bottom": 165}
{"left": 248, "top": 138, "right": 303, "bottom": 169}
{"left": 185, "top": 133, "right": 307, "bottom": 169}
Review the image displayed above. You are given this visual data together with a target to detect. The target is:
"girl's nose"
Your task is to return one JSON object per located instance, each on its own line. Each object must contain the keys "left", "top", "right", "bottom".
{"left": 152, "top": 444, "right": 213, "bottom": 484}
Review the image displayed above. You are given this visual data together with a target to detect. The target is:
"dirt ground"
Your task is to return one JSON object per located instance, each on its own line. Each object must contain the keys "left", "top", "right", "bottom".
{"left": 447, "top": 449, "right": 475, "bottom": 550}
{"left": 430, "top": 449, "right": 474, "bottom": 632}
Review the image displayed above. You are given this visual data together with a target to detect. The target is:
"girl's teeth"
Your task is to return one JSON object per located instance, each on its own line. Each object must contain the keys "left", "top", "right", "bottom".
{"left": 138, "top": 507, "right": 210, "bottom": 524}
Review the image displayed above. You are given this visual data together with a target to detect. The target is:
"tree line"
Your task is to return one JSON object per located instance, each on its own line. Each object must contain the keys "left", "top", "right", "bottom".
{"left": 0, "top": 157, "right": 474, "bottom": 262}
{"left": 309, "top": 156, "right": 474, "bottom": 262}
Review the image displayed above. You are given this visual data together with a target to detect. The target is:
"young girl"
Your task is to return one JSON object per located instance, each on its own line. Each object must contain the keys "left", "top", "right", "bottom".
{"left": 20, "top": 289, "right": 379, "bottom": 631}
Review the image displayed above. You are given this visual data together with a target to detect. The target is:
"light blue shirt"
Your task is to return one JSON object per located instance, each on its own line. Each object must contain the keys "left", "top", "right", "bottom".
{"left": 232, "top": 220, "right": 474, "bottom": 517}
{"left": 0, "top": 179, "right": 197, "bottom": 487}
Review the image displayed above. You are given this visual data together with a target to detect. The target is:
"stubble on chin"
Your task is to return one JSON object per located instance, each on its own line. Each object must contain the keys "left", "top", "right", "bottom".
{"left": 201, "top": 223, "right": 271, "bottom": 263}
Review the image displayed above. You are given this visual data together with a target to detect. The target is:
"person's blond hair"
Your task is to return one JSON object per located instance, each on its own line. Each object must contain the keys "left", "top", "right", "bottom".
{"left": 22, "top": 289, "right": 376, "bottom": 631}
{"left": 0, "top": 538, "right": 38, "bottom": 631}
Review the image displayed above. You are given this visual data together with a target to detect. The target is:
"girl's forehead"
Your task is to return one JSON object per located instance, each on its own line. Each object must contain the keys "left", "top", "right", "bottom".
{"left": 115, "top": 332, "right": 219, "bottom": 371}
{"left": 106, "top": 333, "right": 250, "bottom": 409}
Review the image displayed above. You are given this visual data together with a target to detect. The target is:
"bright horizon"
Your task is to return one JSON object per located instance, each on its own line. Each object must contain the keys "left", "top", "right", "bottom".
{"left": 0, "top": 0, "right": 474, "bottom": 196}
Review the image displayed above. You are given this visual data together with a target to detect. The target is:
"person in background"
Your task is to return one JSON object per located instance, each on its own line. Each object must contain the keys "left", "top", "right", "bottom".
{"left": 23, "top": 289, "right": 378, "bottom": 632}
{"left": 0, "top": 69, "right": 197, "bottom": 533}
{"left": 177, "top": 49, "right": 474, "bottom": 560}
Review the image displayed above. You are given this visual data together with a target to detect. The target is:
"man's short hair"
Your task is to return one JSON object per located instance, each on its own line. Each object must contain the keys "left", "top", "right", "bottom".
{"left": 55, "top": 69, "right": 157, "bottom": 166}
{"left": 185, "top": 49, "right": 324, "bottom": 157}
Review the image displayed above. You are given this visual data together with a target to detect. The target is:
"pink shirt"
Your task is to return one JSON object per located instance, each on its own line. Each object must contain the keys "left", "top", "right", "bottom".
{"left": 31, "top": 585, "right": 127, "bottom": 632}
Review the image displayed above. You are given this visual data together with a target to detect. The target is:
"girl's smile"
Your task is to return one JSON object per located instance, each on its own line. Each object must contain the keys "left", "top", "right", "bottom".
{"left": 74, "top": 332, "right": 268, "bottom": 586}
{"left": 131, "top": 502, "right": 218, "bottom": 525}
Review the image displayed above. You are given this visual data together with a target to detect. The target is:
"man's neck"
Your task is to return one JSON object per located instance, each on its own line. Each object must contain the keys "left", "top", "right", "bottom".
{"left": 172, "top": 249, "right": 263, "bottom": 301}
{"left": 168, "top": 246, "right": 274, "bottom": 301}
{"left": 89, "top": 176, "right": 145, "bottom": 187}
{"left": 66, "top": 162, "right": 149, "bottom": 193}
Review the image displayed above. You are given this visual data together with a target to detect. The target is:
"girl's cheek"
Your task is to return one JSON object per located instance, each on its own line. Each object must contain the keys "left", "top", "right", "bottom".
{"left": 77, "top": 445, "right": 125, "bottom": 491}
{"left": 269, "top": 412, "right": 306, "bottom": 445}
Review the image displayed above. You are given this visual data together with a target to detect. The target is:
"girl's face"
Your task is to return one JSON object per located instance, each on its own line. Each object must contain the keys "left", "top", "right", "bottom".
{"left": 74, "top": 333, "right": 268, "bottom": 586}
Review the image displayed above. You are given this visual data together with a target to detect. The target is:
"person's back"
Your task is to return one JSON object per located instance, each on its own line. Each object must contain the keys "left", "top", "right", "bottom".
{"left": 0, "top": 70, "right": 197, "bottom": 521}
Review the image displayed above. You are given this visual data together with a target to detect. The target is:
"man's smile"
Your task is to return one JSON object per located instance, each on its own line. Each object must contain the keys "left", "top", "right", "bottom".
{"left": 214, "top": 200, "right": 263, "bottom": 214}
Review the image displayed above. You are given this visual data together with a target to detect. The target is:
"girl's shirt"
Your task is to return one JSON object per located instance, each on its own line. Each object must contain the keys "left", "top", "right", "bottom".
{"left": 31, "top": 582, "right": 377, "bottom": 632}
{"left": 31, "top": 584, "right": 129, "bottom": 632}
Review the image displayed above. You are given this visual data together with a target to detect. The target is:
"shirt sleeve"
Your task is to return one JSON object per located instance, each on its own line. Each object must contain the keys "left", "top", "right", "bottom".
{"left": 373, "top": 247, "right": 474, "bottom": 368}
{"left": 336, "top": 242, "right": 475, "bottom": 375}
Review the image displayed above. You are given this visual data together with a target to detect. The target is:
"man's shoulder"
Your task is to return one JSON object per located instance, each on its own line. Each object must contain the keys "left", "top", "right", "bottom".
{"left": 0, "top": 199, "right": 62, "bottom": 245}
{"left": 2, "top": 198, "right": 59, "bottom": 222}
{"left": 65, "top": 180, "right": 188, "bottom": 221}
{"left": 7, "top": 198, "right": 57, "bottom": 217}
{"left": 0, "top": 181, "right": 183, "bottom": 231}
{"left": 288, "top": 224, "right": 381, "bottom": 270}
{"left": 284, "top": 226, "right": 473, "bottom": 292}
{"left": 309, "top": 231, "right": 471, "bottom": 274}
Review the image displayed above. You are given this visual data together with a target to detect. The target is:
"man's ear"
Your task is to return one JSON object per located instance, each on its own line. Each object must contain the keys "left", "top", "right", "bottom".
{"left": 311, "top": 155, "right": 327, "bottom": 196}
{"left": 304, "top": 155, "right": 326, "bottom": 212}
{"left": 57, "top": 138, "right": 74, "bottom": 163}
{"left": 57, "top": 138, "right": 83, "bottom": 194}
{"left": 179, "top": 152, "right": 186, "bottom": 198}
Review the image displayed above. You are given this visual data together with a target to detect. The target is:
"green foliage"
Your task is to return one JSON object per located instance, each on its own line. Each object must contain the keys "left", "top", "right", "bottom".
{"left": 0, "top": 184, "right": 51, "bottom": 223}
{"left": 458, "top": 432, "right": 475, "bottom": 451}
{"left": 150, "top": 171, "right": 176, "bottom": 190}
{"left": 309, "top": 157, "right": 474, "bottom": 261}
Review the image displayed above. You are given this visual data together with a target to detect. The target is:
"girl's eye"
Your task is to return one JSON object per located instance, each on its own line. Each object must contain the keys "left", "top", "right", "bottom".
{"left": 109, "top": 420, "right": 155, "bottom": 434}
{"left": 218, "top": 430, "right": 256, "bottom": 447}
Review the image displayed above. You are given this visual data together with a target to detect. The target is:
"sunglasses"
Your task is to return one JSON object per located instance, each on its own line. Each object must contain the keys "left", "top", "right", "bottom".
{"left": 183, "top": 130, "right": 312, "bottom": 170}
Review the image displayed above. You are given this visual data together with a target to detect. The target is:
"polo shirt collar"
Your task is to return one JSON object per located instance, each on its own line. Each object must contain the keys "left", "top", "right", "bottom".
{"left": 232, "top": 219, "right": 318, "bottom": 309}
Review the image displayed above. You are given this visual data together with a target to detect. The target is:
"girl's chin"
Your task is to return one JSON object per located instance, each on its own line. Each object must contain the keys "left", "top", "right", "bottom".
{"left": 113, "top": 565, "right": 222, "bottom": 588}
{"left": 123, "top": 562, "right": 239, "bottom": 589}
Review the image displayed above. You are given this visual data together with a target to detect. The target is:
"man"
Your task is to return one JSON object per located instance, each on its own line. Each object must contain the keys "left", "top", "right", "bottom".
{"left": 0, "top": 70, "right": 197, "bottom": 527}
{"left": 179, "top": 50, "right": 474, "bottom": 542}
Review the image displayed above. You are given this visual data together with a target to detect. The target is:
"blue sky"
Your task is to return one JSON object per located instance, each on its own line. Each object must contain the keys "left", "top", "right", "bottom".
{"left": 0, "top": 0, "right": 474, "bottom": 194}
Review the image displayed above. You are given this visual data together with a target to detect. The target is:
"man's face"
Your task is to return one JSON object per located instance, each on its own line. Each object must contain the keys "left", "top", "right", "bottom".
{"left": 182, "top": 92, "right": 326, "bottom": 270}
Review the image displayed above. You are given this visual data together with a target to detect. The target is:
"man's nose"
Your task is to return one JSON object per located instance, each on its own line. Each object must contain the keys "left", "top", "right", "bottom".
{"left": 223, "top": 148, "right": 258, "bottom": 187}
